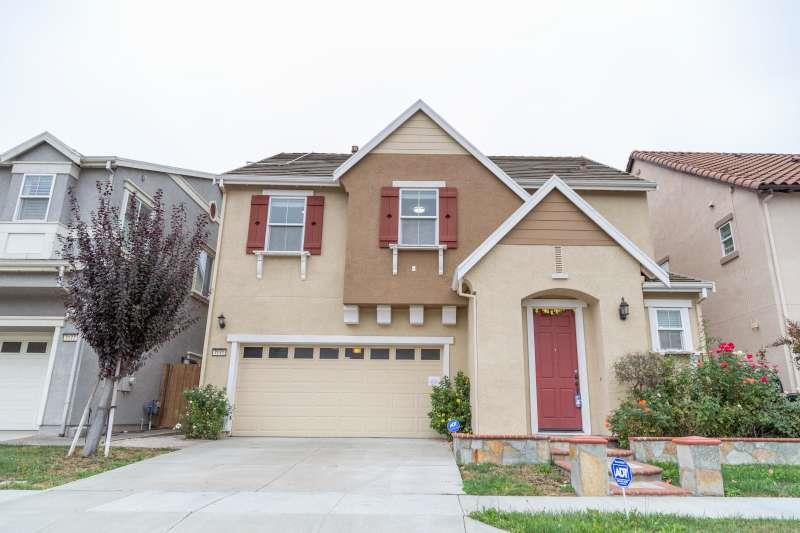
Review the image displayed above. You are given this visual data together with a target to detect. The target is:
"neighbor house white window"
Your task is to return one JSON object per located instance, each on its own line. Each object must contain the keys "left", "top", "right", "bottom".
{"left": 399, "top": 189, "right": 438, "bottom": 246}
{"left": 192, "top": 249, "right": 214, "bottom": 297}
{"left": 718, "top": 221, "right": 735, "bottom": 256}
{"left": 646, "top": 302, "right": 694, "bottom": 353}
{"left": 266, "top": 197, "right": 306, "bottom": 252}
{"left": 15, "top": 174, "right": 55, "bottom": 221}
{"left": 121, "top": 185, "right": 154, "bottom": 237}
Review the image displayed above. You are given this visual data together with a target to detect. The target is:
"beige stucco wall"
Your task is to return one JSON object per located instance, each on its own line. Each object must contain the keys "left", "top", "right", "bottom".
{"left": 201, "top": 185, "right": 468, "bottom": 391}
{"left": 373, "top": 111, "right": 468, "bottom": 155}
{"left": 463, "top": 243, "right": 651, "bottom": 436}
{"left": 636, "top": 159, "right": 798, "bottom": 390}
{"left": 578, "top": 190, "right": 655, "bottom": 257}
{"left": 767, "top": 193, "right": 800, "bottom": 324}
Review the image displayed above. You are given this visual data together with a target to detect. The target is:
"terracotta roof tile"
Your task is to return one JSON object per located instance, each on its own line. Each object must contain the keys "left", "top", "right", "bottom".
{"left": 628, "top": 151, "right": 800, "bottom": 191}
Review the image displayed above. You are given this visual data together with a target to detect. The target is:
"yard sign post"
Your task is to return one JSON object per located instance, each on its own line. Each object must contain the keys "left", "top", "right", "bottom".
{"left": 610, "top": 457, "right": 633, "bottom": 517}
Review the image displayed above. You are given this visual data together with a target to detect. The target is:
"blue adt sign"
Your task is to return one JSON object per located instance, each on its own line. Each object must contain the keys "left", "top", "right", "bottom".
{"left": 610, "top": 457, "right": 633, "bottom": 488}
{"left": 446, "top": 419, "right": 462, "bottom": 433}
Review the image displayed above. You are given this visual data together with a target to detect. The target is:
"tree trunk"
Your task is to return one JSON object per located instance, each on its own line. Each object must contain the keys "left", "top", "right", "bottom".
{"left": 67, "top": 378, "right": 100, "bottom": 457}
{"left": 103, "top": 360, "right": 122, "bottom": 457}
{"left": 81, "top": 378, "right": 114, "bottom": 458}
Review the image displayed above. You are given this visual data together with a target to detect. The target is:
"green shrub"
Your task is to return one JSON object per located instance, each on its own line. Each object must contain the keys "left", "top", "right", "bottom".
{"left": 176, "top": 385, "right": 231, "bottom": 439}
{"left": 429, "top": 371, "right": 471, "bottom": 439}
{"left": 609, "top": 344, "right": 800, "bottom": 446}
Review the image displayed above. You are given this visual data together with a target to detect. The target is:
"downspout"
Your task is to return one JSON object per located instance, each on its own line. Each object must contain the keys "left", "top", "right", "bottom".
{"left": 59, "top": 337, "right": 83, "bottom": 436}
{"left": 457, "top": 281, "right": 479, "bottom": 434}
{"left": 198, "top": 177, "right": 226, "bottom": 386}
{"left": 760, "top": 192, "right": 798, "bottom": 391}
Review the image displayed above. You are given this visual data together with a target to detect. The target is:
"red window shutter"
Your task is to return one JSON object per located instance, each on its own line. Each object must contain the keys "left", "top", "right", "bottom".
{"left": 439, "top": 187, "right": 457, "bottom": 249}
{"left": 246, "top": 195, "right": 269, "bottom": 254}
{"left": 379, "top": 187, "right": 399, "bottom": 248}
{"left": 303, "top": 195, "right": 324, "bottom": 255}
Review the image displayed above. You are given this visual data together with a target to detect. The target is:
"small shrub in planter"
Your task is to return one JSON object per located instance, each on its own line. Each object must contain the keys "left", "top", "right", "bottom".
{"left": 429, "top": 371, "right": 471, "bottom": 440}
{"left": 177, "top": 385, "right": 231, "bottom": 439}
{"left": 609, "top": 343, "right": 800, "bottom": 447}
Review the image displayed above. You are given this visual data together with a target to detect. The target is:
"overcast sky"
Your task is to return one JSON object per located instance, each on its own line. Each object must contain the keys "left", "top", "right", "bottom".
{"left": 2, "top": 0, "right": 798, "bottom": 173}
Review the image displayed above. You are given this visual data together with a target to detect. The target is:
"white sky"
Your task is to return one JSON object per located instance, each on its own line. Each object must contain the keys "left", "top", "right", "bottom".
{"left": 2, "top": 0, "right": 798, "bottom": 173}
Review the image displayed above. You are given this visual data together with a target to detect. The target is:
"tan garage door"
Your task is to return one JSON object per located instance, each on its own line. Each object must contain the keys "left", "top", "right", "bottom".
{"left": 232, "top": 345, "right": 443, "bottom": 437}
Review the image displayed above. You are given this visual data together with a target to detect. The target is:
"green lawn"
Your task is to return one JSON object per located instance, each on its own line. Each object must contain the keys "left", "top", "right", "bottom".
{"left": 471, "top": 509, "right": 800, "bottom": 533}
{"left": 460, "top": 463, "right": 574, "bottom": 496}
{"left": 0, "top": 445, "right": 172, "bottom": 490}
{"left": 653, "top": 461, "right": 800, "bottom": 497}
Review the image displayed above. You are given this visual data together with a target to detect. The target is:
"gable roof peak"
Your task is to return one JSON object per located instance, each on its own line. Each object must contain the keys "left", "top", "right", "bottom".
{"left": 333, "top": 100, "right": 529, "bottom": 200}
{"left": 452, "top": 174, "right": 670, "bottom": 289}
{"left": 1, "top": 131, "right": 83, "bottom": 165}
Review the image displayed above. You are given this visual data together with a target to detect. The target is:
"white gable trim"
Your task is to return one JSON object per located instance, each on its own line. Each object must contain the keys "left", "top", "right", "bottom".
{"left": 451, "top": 175, "right": 671, "bottom": 289}
{"left": 333, "top": 100, "right": 529, "bottom": 200}
{"left": 1, "top": 132, "right": 82, "bottom": 165}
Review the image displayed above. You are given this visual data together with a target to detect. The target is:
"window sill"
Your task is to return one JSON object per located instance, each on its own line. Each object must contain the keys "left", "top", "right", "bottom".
{"left": 252, "top": 250, "right": 310, "bottom": 280}
{"left": 720, "top": 250, "right": 739, "bottom": 265}
{"left": 190, "top": 291, "right": 210, "bottom": 304}
{"left": 388, "top": 244, "right": 447, "bottom": 275}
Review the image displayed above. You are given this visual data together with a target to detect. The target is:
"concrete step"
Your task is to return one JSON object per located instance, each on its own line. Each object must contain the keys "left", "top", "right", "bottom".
{"left": 553, "top": 458, "right": 664, "bottom": 483}
{"left": 550, "top": 446, "right": 634, "bottom": 458}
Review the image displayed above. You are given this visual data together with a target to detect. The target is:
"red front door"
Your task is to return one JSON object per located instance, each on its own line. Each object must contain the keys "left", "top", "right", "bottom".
{"left": 533, "top": 310, "right": 582, "bottom": 431}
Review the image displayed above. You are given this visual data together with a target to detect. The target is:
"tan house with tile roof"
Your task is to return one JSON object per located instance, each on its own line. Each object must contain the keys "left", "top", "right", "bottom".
{"left": 199, "top": 101, "right": 712, "bottom": 438}
{"left": 629, "top": 151, "right": 800, "bottom": 392}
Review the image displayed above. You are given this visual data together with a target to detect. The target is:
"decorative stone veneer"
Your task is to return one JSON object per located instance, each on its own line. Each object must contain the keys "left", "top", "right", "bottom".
{"left": 451, "top": 434, "right": 551, "bottom": 465}
{"left": 568, "top": 436, "right": 609, "bottom": 496}
{"left": 674, "top": 436, "right": 724, "bottom": 496}
{"left": 631, "top": 436, "right": 800, "bottom": 465}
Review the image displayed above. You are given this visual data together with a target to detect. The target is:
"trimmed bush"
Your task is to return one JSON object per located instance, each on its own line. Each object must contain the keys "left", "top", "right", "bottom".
{"left": 429, "top": 371, "right": 471, "bottom": 439}
{"left": 609, "top": 344, "right": 800, "bottom": 447}
{"left": 176, "top": 385, "right": 231, "bottom": 439}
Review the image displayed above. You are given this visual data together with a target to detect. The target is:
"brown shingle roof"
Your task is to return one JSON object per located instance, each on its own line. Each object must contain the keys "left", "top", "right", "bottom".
{"left": 628, "top": 151, "right": 800, "bottom": 191}
{"left": 228, "top": 153, "right": 643, "bottom": 185}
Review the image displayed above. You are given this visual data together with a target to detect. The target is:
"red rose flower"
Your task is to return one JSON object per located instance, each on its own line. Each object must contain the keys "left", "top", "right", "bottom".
{"left": 746, "top": 353, "right": 753, "bottom": 360}
{"left": 720, "top": 361, "right": 729, "bottom": 369}
{"left": 760, "top": 376, "right": 769, "bottom": 383}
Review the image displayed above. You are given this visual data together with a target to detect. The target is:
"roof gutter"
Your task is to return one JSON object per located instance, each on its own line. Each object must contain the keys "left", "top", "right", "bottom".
{"left": 642, "top": 281, "right": 716, "bottom": 301}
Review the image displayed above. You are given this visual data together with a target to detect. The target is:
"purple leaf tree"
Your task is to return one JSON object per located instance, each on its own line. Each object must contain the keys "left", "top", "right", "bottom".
{"left": 60, "top": 179, "right": 208, "bottom": 457}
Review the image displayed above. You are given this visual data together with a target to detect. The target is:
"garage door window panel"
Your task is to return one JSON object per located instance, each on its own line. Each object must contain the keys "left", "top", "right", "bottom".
{"left": 421, "top": 348, "right": 440, "bottom": 361}
{"left": 242, "top": 346, "right": 264, "bottom": 358}
{"left": 1, "top": 342, "right": 22, "bottom": 353}
{"left": 268, "top": 347, "right": 289, "bottom": 359}
{"left": 370, "top": 348, "right": 390, "bottom": 360}
{"left": 319, "top": 347, "right": 340, "bottom": 360}
{"left": 345, "top": 347, "right": 364, "bottom": 360}
{"left": 395, "top": 348, "right": 416, "bottom": 360}
{"left": 293, "top": 347, "right": 314, "bottom": 359}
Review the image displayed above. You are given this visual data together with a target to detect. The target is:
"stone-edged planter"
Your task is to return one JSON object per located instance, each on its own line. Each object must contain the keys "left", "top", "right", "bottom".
{"left": 451, "top": 433, "right": 550, "bottom": 465}
{"left": 631, "top": 436, "right": 800, "bottom": 465}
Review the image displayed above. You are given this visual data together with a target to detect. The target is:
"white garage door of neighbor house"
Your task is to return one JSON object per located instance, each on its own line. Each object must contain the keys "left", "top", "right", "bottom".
{"left": 233, "top": 345, "right": 444, "bottom": 438}
{"left": 0, "top": 333, "right": 51, "bottom": 430}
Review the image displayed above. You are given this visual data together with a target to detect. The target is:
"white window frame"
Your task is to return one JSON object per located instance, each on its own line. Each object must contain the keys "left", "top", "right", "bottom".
{"left": 718, "top": 220, "right": 736, "bottom": 257}
{"left": 645, "top": 300, "right": 694, "bottom": 353}
{"left": 192, "top": 248, "right": 214, "bottom": 298}
{"left": 398, "top": 188, "right": 439, "bottom": 247}
{"left": 120, "top": 181, "right": 155, "bottom": 227}
{"left": 13, "top": 174, "right": 56, "bottom": 222}
{"left": 264, "top": 196, "right": 306, "bottom": 253}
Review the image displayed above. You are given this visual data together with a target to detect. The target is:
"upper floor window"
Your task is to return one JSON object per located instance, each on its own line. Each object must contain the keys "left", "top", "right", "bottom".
{"left": 15, "top": 174, "right": 54, "bottom": 221}
{"left": 399, "top": 189, "right": 438, "bottom": 246}
{"left": 192, "top": 249, "right": 214, "bottom": 297}
{"left": 267, "top": 197, "right": 305, "bottom": 252}
{"left": 718, "top": 220, "right": 735, "bottom": 257}
{"left": 121, "top": 185, "right": 154, "bottom": 237}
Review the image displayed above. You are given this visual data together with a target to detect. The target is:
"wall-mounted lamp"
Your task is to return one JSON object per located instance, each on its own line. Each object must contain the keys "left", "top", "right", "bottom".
{"left": 217, "top": 313, "right": 226, "bottom": 329}
{"left": 618, "top": 298, "right": 629, "bottom": 321}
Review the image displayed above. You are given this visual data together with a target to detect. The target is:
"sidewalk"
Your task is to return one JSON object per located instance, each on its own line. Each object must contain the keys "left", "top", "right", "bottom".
{"left": 1, "top": 490, "right": 798, "bottom": 533}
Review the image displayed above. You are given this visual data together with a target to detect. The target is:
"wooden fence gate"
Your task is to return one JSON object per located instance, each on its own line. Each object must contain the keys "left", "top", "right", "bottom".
{"left": 157, "top": 363, "right": 201, "bottom": 428}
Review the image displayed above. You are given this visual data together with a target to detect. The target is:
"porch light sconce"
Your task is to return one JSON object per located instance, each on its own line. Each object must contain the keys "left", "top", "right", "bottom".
{"left": 618, "top": 298, "right": 629, "bottom": 321}
{"left": 217, "top": 313, "right": 226, "bottom": 329}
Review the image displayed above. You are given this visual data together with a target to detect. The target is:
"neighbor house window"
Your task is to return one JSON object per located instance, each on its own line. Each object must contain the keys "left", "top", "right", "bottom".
{"left": 192, "top": 249, "right": 214, "bottom": 297}
{"left": 121, "top": 185, "right": 154, "bottom": 237}
{"left": 718, "top": 221, "right": 735, "bottom": 257}
{"left": 15, "top": 174, "right": 54, "bottom": 221}
{"left": 266, "top": 197, "right": 305, "bottom": 252}
{"left": 399, "top": 189, "right": 437, "bottom": 246}
{"left": 647, "top": 305, "right": 693, "bottom": 353}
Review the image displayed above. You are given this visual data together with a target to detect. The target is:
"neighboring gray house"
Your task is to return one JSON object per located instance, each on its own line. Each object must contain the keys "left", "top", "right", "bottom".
{"left": 629, "top": 151, "right": 800, "bottom": 393}
{"left": 0, "top": 132, "right": 220, "bottom": 433}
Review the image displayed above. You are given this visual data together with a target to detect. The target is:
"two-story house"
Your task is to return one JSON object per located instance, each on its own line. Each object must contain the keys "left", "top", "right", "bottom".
{"left": 200, "top": 101, "right": 713, "bottom": 438}
{"left": 629, "top": 151, "right": 800, "bottom": 393}
{"left": 0, "top": 132, "right": 220, "bottom": 433}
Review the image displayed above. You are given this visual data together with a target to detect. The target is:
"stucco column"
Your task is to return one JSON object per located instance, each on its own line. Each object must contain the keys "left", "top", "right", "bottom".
{"left": 674, "top": 436, "right": 723, "bottom": 496}
{"left": 568, "top": 436, "right": 608, "bottom": 496}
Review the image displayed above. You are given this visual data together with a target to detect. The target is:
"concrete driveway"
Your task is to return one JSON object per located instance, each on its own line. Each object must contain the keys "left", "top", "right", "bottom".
{"left": 57, "top": 437, "right": 463, "bottom": 494}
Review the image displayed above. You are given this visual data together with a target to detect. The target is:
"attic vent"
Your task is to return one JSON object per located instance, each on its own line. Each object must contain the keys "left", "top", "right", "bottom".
{"left": 552, "top": 246, "right": 568, "bottom": 280}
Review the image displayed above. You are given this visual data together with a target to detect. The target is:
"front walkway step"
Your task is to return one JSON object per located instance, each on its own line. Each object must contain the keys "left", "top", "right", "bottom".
{"left": 553, "top": 459, "right": 664, "bottom": 483}
{"left": 609, "top": 481, "right": 690, "bottom": 496}
{"left": 551, "top": 446, "right": 633, "bottom": 458}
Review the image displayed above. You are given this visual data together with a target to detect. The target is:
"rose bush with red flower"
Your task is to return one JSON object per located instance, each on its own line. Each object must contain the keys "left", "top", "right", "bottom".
{"left": 608, "top": 345, "right": 800, "bottom": 447}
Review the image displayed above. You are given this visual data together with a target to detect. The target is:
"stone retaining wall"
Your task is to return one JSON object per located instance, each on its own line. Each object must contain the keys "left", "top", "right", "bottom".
{"left": 631, "top": 436, "right": 800, "bottom": 465}
{"left": 451, "top": 434, "right": 550, "bottom": 465}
